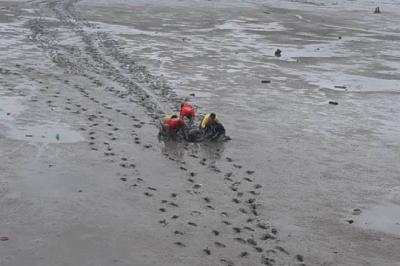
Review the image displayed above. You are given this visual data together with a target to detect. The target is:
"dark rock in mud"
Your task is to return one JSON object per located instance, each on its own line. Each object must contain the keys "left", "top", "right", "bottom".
{"left": 274, "top": 49, "right": 282, "bottom": 57}
{"left": 261, "top": 80, "right": 271, "bottom": 84}
{"left": 334, "top": 85, "right": 346, "bottom": 89}
{"left": 346, "top": 219, "right": 354, "bottom": 224}
{"left": 329, "top": 101, "right": 339, "bottom": 105}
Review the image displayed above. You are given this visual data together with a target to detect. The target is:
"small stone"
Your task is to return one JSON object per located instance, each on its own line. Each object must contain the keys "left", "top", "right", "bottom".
{"left": 274, "top": 49, "right": 282, "bottom": 57}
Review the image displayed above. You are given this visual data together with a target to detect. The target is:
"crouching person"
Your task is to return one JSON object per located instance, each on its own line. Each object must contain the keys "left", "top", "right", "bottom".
{"left": 200, "top": 113, "right": 226, "bottom": 141}
{"left": 159, "top": 115, "right": 187, "bottom": 141}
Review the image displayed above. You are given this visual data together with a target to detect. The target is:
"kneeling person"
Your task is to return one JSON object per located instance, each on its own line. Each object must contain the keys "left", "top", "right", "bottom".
{"left": 160, "top": 114, "right": 187, "bottom": 140}
{"left": 200, "top": 113, "right": 225, "bottom": 141}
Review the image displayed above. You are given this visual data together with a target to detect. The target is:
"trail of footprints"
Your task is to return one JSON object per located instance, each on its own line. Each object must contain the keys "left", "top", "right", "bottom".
{"left": 20, "top": 1, "right": 306, "bottom": 264}
{"left": 14, "top": 58, "right": 304, "bottom": 266}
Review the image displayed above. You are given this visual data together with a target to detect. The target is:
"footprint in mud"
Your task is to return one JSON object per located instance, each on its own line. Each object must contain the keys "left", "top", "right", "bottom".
{"left": 275, "top": 246, "right": 290, "bottom": 255}
{"left": 220, "top": 212, "right": 229, "bottom": 218}
{"left": 159, "top": 208, "right": 166, "bottom": 212}
{"left": 239, "top": 208, "right": 248, "bottom": 214}
{"left": 174, "top": 242, "right": 186, "bottom": 247}
{"left": 169, "top": 202, "right": 178, "bottom": 207}
{"left": 295, "top": 254, "right": 304, "bottom": 262}
{"left": 206, "top": 205, "right": 215, "bottom": 210}
{"left": 254, "top": 184, "right": 262, "bottom": 189}
{"left": 226, "top": 157, "right": 233, "bottom": 162}
{"left": 233, "top": 227, "right": 241, "bottom": 233}
{"left": 261, "top": 256, "right": 276, "bottom": 265}
{"left": 174, "top": 230, "right": 185, "bottom": 235}
{"left": 225, "top": 172, "right": 233, "bottom": 178}
{"left": 243, "top": 226, "right": 255, "bottom": 232}
{"left": 144, "top": 192, "right": 153, "bottom": 197}
{"left": 171, "top": 193, "right": 178, "bottom": 198}
{"left": 203, "top": 248, "right": 211, "bottom": 255}
{"left": 212, "top": 230, "right": 220, "bottom": 236}
{"left": 120, "top": 177, "right": 127, "bottom": 182}
{"left": 243, "top": 177, "right": 253, "bottom": 182}
{"left": 239, "top": 251, "right": 249, "bottom": 258}
{"left": 246, "top": 170, "right": 255, "bottom": 175}
{"left": 246, "top": 238, "right": 257, "bottom": 246}
{"left": 192, "top": 184, "right": 202, "bottom": 190}
{"left": 222, "top": 220, "right": 232, "bottom": 225}
{"left": 188, "top": 222, "right": 197, "bottom": 227}
{"left": 232, "top": 198, "right": 240, "bottom": 204}
{"left": 171, "top": 215, "right": 179, "bottom": 220}
{"left": 214, "top": 241, "right": 226, "bottom": 248}
{"left": 224, "top": 177, "right": 233, "bottom": 182}
{"left": 254, "top": 246, "right": 263, "bottom": 253}
{"left": 190, "top": 211, "right": 202, "bottom": 217}
{"left": 257, "top": 223, "right": 269, "bottom": 230}
{"left": 260, "top": 233, "right": 276, "bottom": 241}
{"left": 220, "top": 258, "right": 234, "bottom": 266}
{"left": 233, "top": 164, "right": 242, "bottom": 169}
{"left": 159, "top": 219, "right": 168, "bottom": 226}
{"left": 235, "top": 237, "right": 246, "bottom": 244}
{"left": 248, "top": 190, "right": 260, "bottom": 196}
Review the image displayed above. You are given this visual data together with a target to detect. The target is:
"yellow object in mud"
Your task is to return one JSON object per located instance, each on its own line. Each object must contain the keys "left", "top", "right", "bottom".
{"left": 200, "top": 113, "right": 220, "bottom": 129}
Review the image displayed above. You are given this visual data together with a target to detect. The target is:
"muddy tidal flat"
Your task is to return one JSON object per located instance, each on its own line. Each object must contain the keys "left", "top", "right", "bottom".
{"left": 0, "top": 0, "right": 400, "bottom": 265}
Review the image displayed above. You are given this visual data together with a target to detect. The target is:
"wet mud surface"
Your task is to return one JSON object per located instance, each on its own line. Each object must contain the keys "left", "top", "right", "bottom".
{"left": 0, "top": 0, "right": 399, "bottom": 266}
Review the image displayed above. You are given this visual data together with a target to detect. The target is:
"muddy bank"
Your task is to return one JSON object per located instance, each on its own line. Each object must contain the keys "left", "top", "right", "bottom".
{"left": 0, "top": 0, "right": 400, "bottom": 266}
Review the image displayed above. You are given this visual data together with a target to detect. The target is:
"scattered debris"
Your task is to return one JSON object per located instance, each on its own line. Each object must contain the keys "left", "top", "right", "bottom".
{"left": 334, "top": 85, "right": 347, "bottom": 89}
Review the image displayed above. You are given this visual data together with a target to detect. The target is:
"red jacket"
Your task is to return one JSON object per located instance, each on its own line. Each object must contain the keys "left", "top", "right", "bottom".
{"left": 167, "top": 118, "right": 185, "bottom": 130}
{"left": 180, "top": 103, "right": 195, "bottom": 119}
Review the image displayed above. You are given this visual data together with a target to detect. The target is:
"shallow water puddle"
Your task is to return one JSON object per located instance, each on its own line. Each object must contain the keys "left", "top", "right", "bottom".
{"left": 353, "top": 204, "right": 400, "bottom": 236}
{"left": 0, "top": 96, "right": 26, "bottom": 120}
{"left": 5, "top": 123, "right": 84, "bottom": 143}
